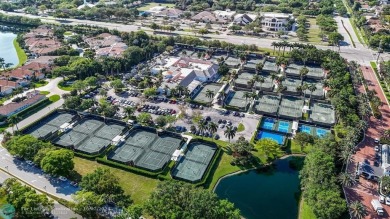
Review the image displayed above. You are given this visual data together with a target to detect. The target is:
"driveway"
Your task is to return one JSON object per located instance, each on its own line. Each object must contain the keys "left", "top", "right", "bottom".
{"left": 345, "top": 66, "right": 390, "bottom": 218}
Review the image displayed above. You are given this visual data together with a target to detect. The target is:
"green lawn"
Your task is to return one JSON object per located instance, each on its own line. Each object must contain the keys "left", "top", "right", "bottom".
{"left": 288, "top": 139, "right": 312, "bottom": 154}
{"left": 58, "top": 80, "right": 74, "bottom": 91}
{"left": 137, "top": 2, "right": 175, "bottom": 11}
{"left": 13, "top": 38, "right": 27, "bottom": 67}
{"left": 49, "top": 95, "right": 60, "bottom": 102}
{"left": 33, "top": 81, "right": 48, "bottom": 88}
{"left": 299, "top": 199, "right": 316, "bottom": 219}
{"left": 237, "top": 123, "right": 245, "bottom": 132}
{"left": 307, "top": 18, "right": 323, "bottom": 44}
{"left": 73, "top": 157, "right": 158, "bottom": 204}
{"left": 39, "top": 91, "right": 50, "bottom": 95}
{"left": 64, "top": 31, "right": 73, "bottom": 36}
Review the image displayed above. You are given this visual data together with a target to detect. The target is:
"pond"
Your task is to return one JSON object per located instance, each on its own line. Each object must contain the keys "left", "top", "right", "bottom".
{"left": 215, "top": 157, "right": 301, "bottom": 219}
{"left": 0, "top": 31, "right": 19, "bottom": 67}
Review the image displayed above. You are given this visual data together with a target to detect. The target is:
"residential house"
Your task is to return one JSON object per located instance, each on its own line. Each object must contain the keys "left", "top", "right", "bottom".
{"left": 233, "top": 14, "right": 257, "bottom": 26}
{"left": 213, "top": 10, "right": 236, "bottom": 22}
{"left": 24, "top": 26, "right": 62, "bottom": 56}
{"left": 95, "top": 42, "right": 128, "bottom": 58}
{"left": 0, "top": 80, "right": 21, "bottom": 96}
{"left": 155, "top": 8, "right": 183, "bottom": 18}
{"left": 192, "top": 11, "right": 220, "bottom": 23}
{"left": 0, "top": 91, "right": 46, "bottom": 117}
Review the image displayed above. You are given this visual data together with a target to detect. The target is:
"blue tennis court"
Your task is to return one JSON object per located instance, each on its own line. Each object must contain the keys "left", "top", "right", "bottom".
{"left": 257, "top": 130, "right": 285, "bottom": 145}
{"left": 299, "top": 125, "right": 312, "bottom": 134}
{"left": 261, "top": 118, "right": 275, "bottom": 130}
{"left": 277, "top": 121, "right": 290, "bottom": 133}
{"left": 316, "top": 128, "right": 330, "bottom": 137}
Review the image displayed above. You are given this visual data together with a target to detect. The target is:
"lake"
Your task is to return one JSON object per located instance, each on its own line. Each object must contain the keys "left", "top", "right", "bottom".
{"left": 215, "top": 157, "right": 301, "bottom": 219}
{"left": 0, "top": 31, "right": 19, "bottom": 67}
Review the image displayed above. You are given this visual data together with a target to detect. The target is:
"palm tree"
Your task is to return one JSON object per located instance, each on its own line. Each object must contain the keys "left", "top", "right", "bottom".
{"left": 270, "top": 73, "right": 278, "bottom": 85}
{"left": 247, "top": 78, "right": 255, "bottom": 90}
{"left": 242, "top": 91, "right": 252, "bottom": 106}
{"left": 255, "top": 63, "right": 264, "bottom": 74}
{"left": 208, "top": 122, "right": 218, "bottom": 137}
{"left": 308, "top": 84, "right": 317, "bottom": 100}
{"left": 8, "top": 115, "right": 21, "bottom": 132}
{"left": 224, "top": 126, "right": 237, "bottom": 142}
{"left": 197, "top": 121, "right": 207, "bottom": 136}
{"left": 253, "top": 75, "right": 265, "bottom": 92}
{"left": 271, "top": 41, "right": 277, "bottom": 54}
{"left": 296, "top": 85, "right": 303, "bottom": 95}
{"left": 349, "top": 201, "right": 367, "bottom": 219}
{"left": 383, "top": 129, "right": 390, "bottom": 139}
{"left": 302, "top": 83, "right": 308, "bottom": 101}
{"left": 124, "top": 106, "right": 135, "bottom": 118}
{"left": 338, "top": 172, "right": 356, "bottom": 188}
{"left": 218, "top": 91, "right": 226, "bottom": 107}
{"left": 299, "top": 67, "right": 309, "bottom": 82}
{"left": 205, "top": 89, "right": 215, "bottom": 106}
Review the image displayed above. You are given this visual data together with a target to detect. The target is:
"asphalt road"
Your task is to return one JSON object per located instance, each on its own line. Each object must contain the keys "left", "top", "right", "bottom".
{"left": 1, "top": 11, "right": 388, "bottom": 65}
{"left": 7, "top": 77, "right": 68, "bottom": 133}
{"left": 0, "top": 169, "right": 81, "bottom": 219}
{"left": 0, "top": 146, "right": 79, "bottom": 201}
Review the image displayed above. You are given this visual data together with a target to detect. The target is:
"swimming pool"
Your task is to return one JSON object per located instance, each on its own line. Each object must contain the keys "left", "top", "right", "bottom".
{"left": 299, "top": 125, "right": 312, "bottom": 134}
{"left": 257, "top": 130, "right": 285, "bottom": 145}
{"left": 261, "top": 118, "right": 275, "bottom": 130}
{"left": 278, "top": 121, "right": 290, "bottom": 133}
{"left": 316, "top": 128, "right": 330, "bottom": 137}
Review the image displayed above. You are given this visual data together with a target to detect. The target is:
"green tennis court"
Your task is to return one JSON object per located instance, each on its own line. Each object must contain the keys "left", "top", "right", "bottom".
{"left": 254, "top": 95, "right": 280, "bottom": 115}
{"left": 172, "top": 141, "right": 217, "bottom": 182}
{"left": 137, "top": 151, "right": 170, "bottom": 171}
{"left": 54, "top": 131, "right": 88, "bottom": 147}
{"left": 45, "top": 112, "right": 75, "bottom": 127}
{"left": 109, "top": 144, "right": 144, "bottom": 163}
{"left": 73, "top": 119, "right": 104, "bottom": 134}
{"left": 125, "top": 129, "right": 157, "bottom": 149}
{"left": 192, "top": 83, "right": 222, "bottom": 103}
{"left": 310, "top": 102, "right": 335, "bottom": 125}
{"left": 26, "top": 123, "right": 58, "bottom": 138}
{"left": 225, "top": 90, "right": 249, "bottom": 110}
{"left": 150, "top": 135, "right": 182, "bottom": 155}
{"left": 94, "top": 123, "right": 126, "bottom": 140}
{"left": 77, "top": 136, "right": 111, "bottom": 154}
{"left": 278, "top": 96, "right": 304, "bottom": 119}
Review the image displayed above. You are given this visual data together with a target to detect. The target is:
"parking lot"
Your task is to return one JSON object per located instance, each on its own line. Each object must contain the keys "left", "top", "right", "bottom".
{"left": 105, "top": 88, "right": 260, "bottom": 142}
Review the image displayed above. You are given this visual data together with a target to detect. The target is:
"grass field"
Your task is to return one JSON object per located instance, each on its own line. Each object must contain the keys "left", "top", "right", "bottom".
{"left": 299, "top": 199, "right": 316, "bottom": 219}
{"left": 33, "top": 81, "right": 48, "bottom": 88}
{"left": 49, "top": 95, "right": 60, "bottom": 102}
{"left": 137, "top": 2, "right": 175, "bottom": 11}
{"left": 39, "top": 91, "right": 50, "bottom": 95}
{"left": 237, "top": 123, "right": 245, "bottom": 132}
{"left": 288, "top": 139, "right": 312, "bottom": 154}
{"left": 13, "top": 38, "right": 27, "bottom": 67}
{"left": 57, "top": 80, "right": 74, "bottom": 91}
{"left": 73, "top": 157, "right": 158, "bottom": 204}
{"left": 307, "top": 18, "right": 323, "bottom": 44}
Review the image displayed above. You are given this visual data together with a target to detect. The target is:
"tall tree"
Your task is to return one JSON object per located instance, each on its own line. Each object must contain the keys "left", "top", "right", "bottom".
{"left": 144, "top": 180, "right": 240, "bottom": 219}
{"left": 224, "top": 126, "right": 237, "bottom": 142}
{"left": 41, "top": 149, "right": 74, "bottom": 177}
{"left": 349, "top": 201, "right": 368, "bottom": 219}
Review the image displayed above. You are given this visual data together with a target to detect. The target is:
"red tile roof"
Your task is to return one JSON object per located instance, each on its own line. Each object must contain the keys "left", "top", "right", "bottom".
{"left": 0, "top": 94, "right": 45, "bottom": 116}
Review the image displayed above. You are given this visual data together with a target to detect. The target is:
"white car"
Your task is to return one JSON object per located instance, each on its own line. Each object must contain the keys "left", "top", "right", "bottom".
{"left": 374, "top": 138, "right": 380, "bottom": 144}
{"left": 58, "top": 176, "right": 67, "bottom": 182}
{"left": 386, "top": 197, "right": 390, "bottom": 206}
{"left": 26, "top": 160, "right": 34, "bottom": 166}
{"left": 375, "top": 146, "right": 380, "bottom": 152}
{"left": 380, "top": 195, "right": 385, "bottom": 203}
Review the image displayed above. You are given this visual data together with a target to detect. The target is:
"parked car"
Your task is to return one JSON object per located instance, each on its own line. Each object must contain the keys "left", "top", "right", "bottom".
{"left": 375, "top": 146, "right": 380, "bottom": 152}
{"left": 219, "top": 124, "right": 225, "bottom": 129}
{"left": 70, "top": 181, "right": 78, "bottom": 187}
{"left": 385, "top": 197, "right": 390, "bottom": 206}
{"left": 374, "top": 138, "right": 380, "bottom": 144}
{"left": 58, "top": 176, "right": 67, "bottom": 182}
{"left": 380, "top": 195, "right": 385, "bottom": 203}
{"left": 26, "top": 160, "right": 34, "bottom": 166}
{"left": 214, "top": 134, "right": 220, "bottom": 140}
